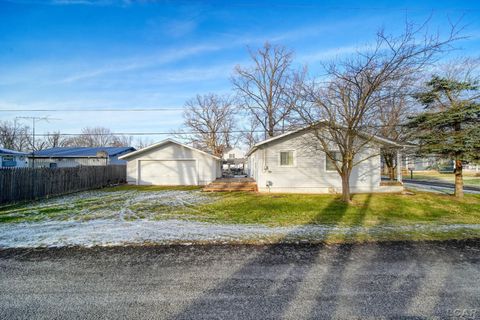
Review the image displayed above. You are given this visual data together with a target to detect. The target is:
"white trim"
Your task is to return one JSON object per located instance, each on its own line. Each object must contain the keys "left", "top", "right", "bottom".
{"left": 119, "top": 138, "right": 221, "bottom": 161}
{"left": 278, "top": 150, "right": 296, "bottom": 167}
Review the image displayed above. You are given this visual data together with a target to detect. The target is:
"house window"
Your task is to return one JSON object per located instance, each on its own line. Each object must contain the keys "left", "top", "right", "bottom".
{"left": 280, "top": 151, "right": 294, "bottom": 166}
{"left": 326, "top": 151, "right": 342, "bottom": 171}
{"left": 229, "top": 153, "right": 235, "bottom": 159}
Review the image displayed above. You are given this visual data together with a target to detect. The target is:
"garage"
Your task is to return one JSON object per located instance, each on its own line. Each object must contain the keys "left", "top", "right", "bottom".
{"left": 119, "top": 139, "right": 222, "bottom": 186}
{"left": 138, "top": 160, "right": 197, "bottom": 185}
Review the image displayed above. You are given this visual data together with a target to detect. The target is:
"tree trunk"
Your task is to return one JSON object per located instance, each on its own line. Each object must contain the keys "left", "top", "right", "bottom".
{"left": 383, "top": 153, "right": 396, "bottom": 181}
{"left": 340, "top": 172, "right": 352, "bottom": 203}
{"left": 388, "top": 166, "right": 395, "bottom": 180}
{"left": 454, "top": 159, "right": 464, "bottom": 198}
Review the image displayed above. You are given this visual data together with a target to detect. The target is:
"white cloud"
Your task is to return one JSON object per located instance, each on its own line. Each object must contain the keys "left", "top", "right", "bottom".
{"left": 56, "top": 44, "right": 223, "bottom": 84}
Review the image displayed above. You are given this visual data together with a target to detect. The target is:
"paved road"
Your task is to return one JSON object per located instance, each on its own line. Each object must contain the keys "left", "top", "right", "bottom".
{"left": 403, "top": 179, "right": 480, "bottom": 195}
{"left": 1, "top": 241, "right": 479, "bottom": 319}
{"left": 403, "top": 179, "right": 480, "bottom": 192}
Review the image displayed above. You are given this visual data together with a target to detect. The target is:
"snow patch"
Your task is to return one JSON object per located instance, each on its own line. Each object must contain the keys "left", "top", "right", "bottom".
{"left": 1, "top": 219, "right": 479, "bottom": 248}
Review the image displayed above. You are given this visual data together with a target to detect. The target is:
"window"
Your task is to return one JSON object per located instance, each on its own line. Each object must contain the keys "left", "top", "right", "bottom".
{"left": 326, "top": 151, "right": 342, "bottom": 171}
{"left": 2, "top": 155, "right": 13, "bottom": 161}
{"left": 229, "top": 153, "right": 235, "bottom": 159}
{"left": 280, "top": 151, "right": 294, "bottom": 166}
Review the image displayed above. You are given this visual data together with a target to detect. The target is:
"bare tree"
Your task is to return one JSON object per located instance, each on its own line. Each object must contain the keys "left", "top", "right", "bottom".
{"left": 71, "top": 127, "right": 116, "bottom": 147}
{"left": 0, "top": 120, "right": 31, "bottom": 151}
{"left": 111, "top": 135, "right": 134, "bottom": 147}
{"left": 43, "top": 131, "right": 72, "bottom": 148}
{"left": 134, "top": 137, "right": 154, "bottom": 149}
{"left": 232, "top": 42, "right": 305, "bottom": 138}
{"left": 180, "top": 93, "right": 236, "bottom": 157}
{"left": 239, "top": 117, "right": 263, "bottom": 150}
{"left": 377, "top": 89, "right": 417, "bottom": 180}
{"left": 297, "top": 21, "right": 461, "bottom": 202}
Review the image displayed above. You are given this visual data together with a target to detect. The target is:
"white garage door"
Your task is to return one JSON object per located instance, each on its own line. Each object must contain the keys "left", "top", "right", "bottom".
{"left": 138, "top": 160, "right": 197, "bottom": 185}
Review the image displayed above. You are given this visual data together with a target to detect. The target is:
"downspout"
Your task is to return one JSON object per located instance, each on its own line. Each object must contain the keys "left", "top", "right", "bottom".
{"left": 262, "top": 146, "right": 271, "bottom": 192}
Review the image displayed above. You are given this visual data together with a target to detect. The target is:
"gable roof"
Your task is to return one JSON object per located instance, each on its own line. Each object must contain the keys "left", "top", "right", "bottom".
{"left": 246, "top": 124, "right": 403, "bottom": 157}
{"left": 118, "top": 138, "right": 221, "bottom": 160}
{"left": 0, "top": 148, "right": 28, "bottom": 156}
{"left": 33, "top": 147, "right": 135, "bottom": 158}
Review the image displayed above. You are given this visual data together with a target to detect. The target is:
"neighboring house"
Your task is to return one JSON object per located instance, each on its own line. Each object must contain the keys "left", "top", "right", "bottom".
{"left": 119, "top": 139, "right": 222, "bottom": 186}
{"left": 222, "top": 147, "right": 246, "bottom": 171}
{"left": 0, "top": 148, "right": 29, "bottom": 168}
{"left": 30, "top": 147, "right": 135, "bottom": 168}
{"left": 464, "top": 162, "right": 480, "bottom": 173}
{"left": 246, "top": 126, "right": 404, "bottom": 193}
{"left": 402, "top": 155, "right": 452, "bottom": 172}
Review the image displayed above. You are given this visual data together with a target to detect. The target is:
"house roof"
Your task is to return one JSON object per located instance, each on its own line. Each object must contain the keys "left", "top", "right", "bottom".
{"left": 0, "top": 148, "right": 28, "bottom": 156}
{"left": 33, "top": 147, "right": 135, "bottom": 158}
{"left": 246, "top": 124, "right": 403, "bottom": 157}
{"left": 118, "top": 138, "right": 222, "bottom": 160}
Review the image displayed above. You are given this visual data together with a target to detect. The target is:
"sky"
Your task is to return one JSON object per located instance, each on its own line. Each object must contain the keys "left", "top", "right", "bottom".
{"left": 0, "top": 0, "right": 479, "bottom": 144}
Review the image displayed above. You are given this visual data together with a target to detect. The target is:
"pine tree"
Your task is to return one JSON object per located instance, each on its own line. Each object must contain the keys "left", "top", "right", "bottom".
{"left": 408, "top": 76, "right": 480, "bottom": 198}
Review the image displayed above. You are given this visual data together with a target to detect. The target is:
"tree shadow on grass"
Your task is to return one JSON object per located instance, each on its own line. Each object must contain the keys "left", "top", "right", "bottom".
{"left": 171, "top": 194, "right": 370, "bottom": 319}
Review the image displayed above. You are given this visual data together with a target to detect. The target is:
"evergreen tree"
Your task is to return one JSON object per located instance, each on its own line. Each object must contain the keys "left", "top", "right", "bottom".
{"left": 408, "top": 76, "right": 480, "bottom": 198}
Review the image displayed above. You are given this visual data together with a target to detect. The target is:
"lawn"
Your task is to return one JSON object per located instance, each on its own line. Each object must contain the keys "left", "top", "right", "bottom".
{"left": 403, "top": 171, "right": 480, "bottom": 187}
{"left": 191, "top": 192, "right": 480, "bottom": 227}
{"left": 1, "top": 186, "right": 479, "bottom": 243}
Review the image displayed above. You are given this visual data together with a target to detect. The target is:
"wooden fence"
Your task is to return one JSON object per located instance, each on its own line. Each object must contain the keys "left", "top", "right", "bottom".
{"left": 0, "top": 165, "right": 126, "bottom": 204}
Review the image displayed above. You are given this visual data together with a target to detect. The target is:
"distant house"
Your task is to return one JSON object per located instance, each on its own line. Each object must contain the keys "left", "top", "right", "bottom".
{"left": 246, "top": 126, "right": 404, "bottom": 194}
{"left": 30, "top": 147, "right": 135, "bottom": 168}
{"left": 119, "top": 139, "right": 222, "bottom": 186}
{"left": 0, "top": 148, "right": 29, "bottom": 168}
{"left": 222, "top": 147, "right": 247, "bottom": 173}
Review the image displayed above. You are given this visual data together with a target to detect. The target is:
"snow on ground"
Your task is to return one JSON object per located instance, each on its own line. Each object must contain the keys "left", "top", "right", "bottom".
{"left": 1, "top": 190, "right": 215, "bottom": 222}
{"left": 1, "top": 189, "right": 480, "bottom": 248}
{"left": 1, "top": 218, "right": 480, "bottom": 248}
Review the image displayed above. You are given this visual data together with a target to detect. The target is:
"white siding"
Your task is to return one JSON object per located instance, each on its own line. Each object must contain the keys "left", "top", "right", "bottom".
{"left": 248, "top": 131, "right": 384, "bottom": 193}
{"left": 125, "top": 142, "right": 221, "bottom": 185}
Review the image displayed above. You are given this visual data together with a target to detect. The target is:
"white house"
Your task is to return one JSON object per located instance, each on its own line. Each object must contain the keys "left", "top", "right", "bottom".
{"left": 223, "top": 147, "right": 246, "bottom": 162}
{"left": 0, "top": 148, "right": 29, "bottom": 168}
{"left": 119, "top": 139, "right": 222, "bottom": 186}
{"left": 222, "top": 147, "right": 247, "bottom": 173}
{"left": 246, "top": 126, "right": 404, "bottom": 194}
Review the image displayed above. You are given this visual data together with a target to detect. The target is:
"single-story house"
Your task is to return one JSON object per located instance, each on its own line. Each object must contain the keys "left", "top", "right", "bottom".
{"left": 222, "top": 147, "right": 247, "bottom": 172}
{"left": 119, "top": 139, "right": 222, "bottom": 185}
{"left": 246, "top": 126, "right": 404, "bottom": 193}
{"left": 0, "top": 148, "right": 29, "bottom": 168}
{"left": 30, "top": 147, "right": 135, "bottom": 168}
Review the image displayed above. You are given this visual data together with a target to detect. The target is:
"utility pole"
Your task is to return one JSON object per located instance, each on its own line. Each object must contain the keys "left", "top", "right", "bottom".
{"left": 16, "top": 116, "right": 60, "bottom": 168}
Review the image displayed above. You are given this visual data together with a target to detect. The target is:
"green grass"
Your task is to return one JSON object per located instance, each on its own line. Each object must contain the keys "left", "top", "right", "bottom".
{"left": 403, "top": 171, "right": 480, "bottom": 187}
{"left": 187, "top": 192, "right": 480, "bottom": 227}
{"left": 1, "top": 186, "right": 479, "bottom": 242}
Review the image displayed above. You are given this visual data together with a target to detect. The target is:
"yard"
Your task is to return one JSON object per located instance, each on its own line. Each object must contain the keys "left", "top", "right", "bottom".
{"left": 0, "top": 185, "right": 479, "bottom": 246}
{"left": 403, "top": 171, "right": 480, "bottom": 187}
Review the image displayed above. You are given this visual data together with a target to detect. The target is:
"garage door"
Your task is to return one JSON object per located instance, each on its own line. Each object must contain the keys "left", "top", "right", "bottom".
{"left": 138, "top": 160, "right": 197, "bottom": 185}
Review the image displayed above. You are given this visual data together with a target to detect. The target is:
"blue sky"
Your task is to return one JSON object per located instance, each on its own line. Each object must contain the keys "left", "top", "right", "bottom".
{"left": 0, "top": 0, "right": 479, "bottom": 141}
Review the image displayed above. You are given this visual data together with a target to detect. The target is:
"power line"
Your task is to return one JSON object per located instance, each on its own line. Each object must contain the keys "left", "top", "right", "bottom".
{"left": 0, "top": 108, "right": 185, "bottom": 112}
{"left": 0, "top": 124, "right": 410, "bottom": 137}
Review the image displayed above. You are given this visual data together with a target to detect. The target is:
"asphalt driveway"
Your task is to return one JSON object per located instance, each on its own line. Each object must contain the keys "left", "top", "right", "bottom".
{"left": 1, "top": 240, "right": 479, "bottom": 319}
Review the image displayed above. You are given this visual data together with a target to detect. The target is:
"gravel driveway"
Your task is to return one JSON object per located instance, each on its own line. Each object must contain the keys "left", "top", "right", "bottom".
{"left": 0, "top": 240, "right": 479, "bottom": 319}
